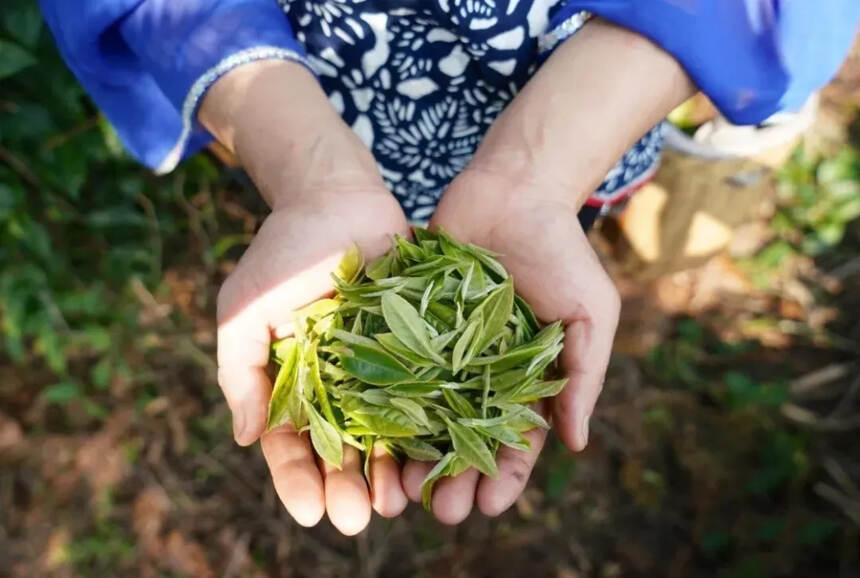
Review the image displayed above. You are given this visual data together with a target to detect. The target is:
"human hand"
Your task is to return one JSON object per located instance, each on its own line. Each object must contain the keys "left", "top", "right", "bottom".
{"left": 400, "top": 167, "right": 620, "bottom": 523}
{"left": 201, "top": 61, "right": 410, "bottom": 534}
{"left": 398, "top": 19, "right": 693, "bottom": 524}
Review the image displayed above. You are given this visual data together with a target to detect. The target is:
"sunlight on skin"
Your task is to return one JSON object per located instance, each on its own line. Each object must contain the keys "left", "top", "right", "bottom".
{"left": 217, "top": 251, "right": 343, "bottom": 337}
{"left": 213, "top": 196, "right": 411, "bottom": 534}
{"left": 201, "top": 17, "right": 694, "bottom": 532}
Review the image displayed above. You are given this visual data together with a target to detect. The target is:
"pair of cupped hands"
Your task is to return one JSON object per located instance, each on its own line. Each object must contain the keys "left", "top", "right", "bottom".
{"left": 203, "top": 20, "right": 691, "bottom": 535}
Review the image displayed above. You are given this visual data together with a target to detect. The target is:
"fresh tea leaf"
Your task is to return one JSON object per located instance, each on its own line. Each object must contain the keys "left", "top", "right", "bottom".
{"left": 390, "top": 397, "right": 435, "bottom": 432}
{"left": 446, "top": 419, "right": 498, "bottom": 478}
{"left": 394, "top": 438, "right": 444, "bottom": 461}
{"left": 337, "top": 343, "right": 415, "bottom": 385}
{"left": 470, "top": 277, "right": 515, "bottom": 353}
{"left": 375, "top": 332, "right": 435, "bottom": 366}
{"left": 381, "top": 292, "right": 445, "bottom": 363}
{"left": 452, "top": 314, "right": 481, "bottom": 373}
{"left": 268, "top": 338, "right": 300, "bottom": 429}
{"left": 365, "top": 252, "right": 394, "bottom": 280}
{"left": 336, "top": 244, "right": 364, "bottom": 284}
{"left": 347, "top": 405, "right": 422, "bottom": 437}
{"left": 421, "top": 451, "right": 457, "bottom": 510}
{"left": 304, "top": 400, "right": 343, "bottom": 468}
{"left": 442, "top": 389, "right": 479, "bottom": 419}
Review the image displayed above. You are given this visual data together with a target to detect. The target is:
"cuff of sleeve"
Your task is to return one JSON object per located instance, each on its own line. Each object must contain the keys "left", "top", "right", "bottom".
{"left": 120, "top": 0, "right": 314, "bottom": 172}
{"left": 538, "top": 9, "right": 592, "bottom": 55}
{"left": 155, "top": 45, "right": 311, "bottom": 173}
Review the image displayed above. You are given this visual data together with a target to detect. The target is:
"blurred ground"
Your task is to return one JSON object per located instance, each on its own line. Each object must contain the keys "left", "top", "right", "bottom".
{"left": 1, "top": 8, "right": 858, "bottom": 578}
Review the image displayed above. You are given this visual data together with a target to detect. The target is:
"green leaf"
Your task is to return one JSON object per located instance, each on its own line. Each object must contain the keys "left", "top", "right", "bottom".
{"left": 43, "top": 381, "right": 82, "bottom": 404}
{"left": 295, "top": 298, "right": 340, "bottom": 322}
{"left": 421, "top": 451, "right": 457, "bottom": 510}
{"left": 336, "top": 244, "right": 364, "bottom": 283}
{"left": 443, "top": 388, "right": 479, "bottom": 418}
{"left": 393, "top": 438, "right": 443, "bottom": 461}
{"left": 431, "top": 329, "right": 458, "bottom": 352}
{"left": 394, "top": 234, "right": 425, "bottom": 263}
{"left": 419, "top": 279, "right": 435, "bottom": 317}
{"left": 494, "top": 378, "right": 568, "bottom": 405}
{"left": 365, "top": 252, "right": 393, "bottom": 280}
{"left": 304, "top": 400, "right": 343, "bottom": 468}
{"left": 412, "top": 227, "right": 439, "bottom": 243}
{"left": 337, "top": 343, "right": 416, "bottom": 385}
{"left": 469, "top": 277, "right": 515, "bottom": 353}
{"left": 331, "top": 328, "right": 385, "bottom": 350}
{"left": 514, "top": 295, "right": 541, "bottom": 336}
{"left": 496, "top": 403, "right": 550, "bottom": 431}
{"left": 385, "top": 381, "right": 447, "bottom": 397}
{"left": 457, "top": 408, "right": 525, "bottom": 428}
{"left": 347, "top": 405, "right": 422, "bottom": 437}
{"left": 525, "top": 343, "right": 564, "bottom": 376}
{"left": 0, "top": 39, "right": 36, "bottom": 80}
{"left": 307, "top": 342, "right": 337, "bottom": 423}
{"left": 375, "top": 332, "right": 435, "bottom": 366}
{"left": 363, "top": 436, "right": 375, "bottom": 480}
{"left": 425, "top": 301, "right": 457, "bottom": 330}
{"left": 389, "top": 397, "right": 435, "bottom": 432}
{"left": 268, "top": 338, "right": 300, "bottom": 429}
{"left": 381, "top": 292, "right": 445, "bottom": 363}
{"left": 481, "top": 364, "right": 491, "bottom": 417}
{"left": 2, "top": 1, "right": 41, "bottom": 47}
{"left": 446, "top": 419, "right": 498, "bottom": 477}
{"left": 476, "top": 425, "right": 531, "bottom": 451}
{"left": 469, "top": 322, "right": 563, "bottom": 371}
{"left": 402, "top": 255, "right": 461, "bottom": 277}
{"left": 451, "top": 313, "right": 481, "bottom": 373}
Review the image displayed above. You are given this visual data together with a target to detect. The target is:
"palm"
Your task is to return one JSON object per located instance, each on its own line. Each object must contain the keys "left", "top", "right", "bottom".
{"left": 217, "top": 187, "right": 411, "bottom": 535}
{"left": 404, "top": 170, "right": 620, "bottom": 523}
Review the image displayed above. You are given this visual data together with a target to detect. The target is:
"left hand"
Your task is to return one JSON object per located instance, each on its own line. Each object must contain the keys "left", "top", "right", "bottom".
{"left": 400, "top": 166, "right": 621, "bottom": 523}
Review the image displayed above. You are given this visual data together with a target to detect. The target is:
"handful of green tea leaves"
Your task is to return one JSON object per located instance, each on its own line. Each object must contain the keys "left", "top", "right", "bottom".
{"left": 267, "top": 228, "right": 565, "bottom": 509}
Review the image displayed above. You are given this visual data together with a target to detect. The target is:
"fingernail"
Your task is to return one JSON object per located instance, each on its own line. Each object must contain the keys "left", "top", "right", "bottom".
{"left": 232, "top": 409, "right": 247, "bottom": 444}
{"left": 579, "top": 414, "right": 590, "bottom": 450}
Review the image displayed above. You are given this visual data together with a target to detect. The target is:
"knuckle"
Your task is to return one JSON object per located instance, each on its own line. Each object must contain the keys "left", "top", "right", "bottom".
{"left": 504, "top": 453, "right": 533, "bottom": 485}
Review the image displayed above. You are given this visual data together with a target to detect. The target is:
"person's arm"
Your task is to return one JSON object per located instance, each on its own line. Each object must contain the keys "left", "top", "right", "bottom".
{"left": 417, "top": 19, "right": 695, "bottom": 523}
{"left": 42, "top": 1, "right": 413, "bottom": 535}
{"left": 39, "top": 0, "right": 310, "bottom": 172}
{"left": 470, "top": 17, "right": 694, "bottom": 210}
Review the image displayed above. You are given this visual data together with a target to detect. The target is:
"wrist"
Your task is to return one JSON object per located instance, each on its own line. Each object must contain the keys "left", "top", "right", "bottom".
{"left": 199, "top": 59, "right": 384, "bottom": 209}
{"left": 468, "top": 19, "right": 694, "bottom": 210}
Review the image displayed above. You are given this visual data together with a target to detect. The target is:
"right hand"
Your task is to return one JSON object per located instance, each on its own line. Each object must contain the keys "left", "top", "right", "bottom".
{"left": 201, "top": 60, "right": 411, "bottom": 535}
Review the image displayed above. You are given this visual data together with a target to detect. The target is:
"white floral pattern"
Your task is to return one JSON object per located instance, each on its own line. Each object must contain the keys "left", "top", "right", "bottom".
{"left": 277, "top": 0, "right": 663, "bottom": 220}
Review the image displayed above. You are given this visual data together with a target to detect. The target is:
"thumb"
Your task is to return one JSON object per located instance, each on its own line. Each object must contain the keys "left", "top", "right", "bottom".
{"left": 552, "top": 267, "right": 620, "bottom": 452}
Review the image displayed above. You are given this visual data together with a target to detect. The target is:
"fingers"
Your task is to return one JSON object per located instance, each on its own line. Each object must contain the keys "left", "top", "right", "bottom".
{"left": 261, "top": 425, "right": 325, "bottom": 527}
{"left": 554, "top": 280, "right": 620, "bottom": 452}
{"left": 217, "top": 305, "right": 272, "bottom": 446}
{"left": 320, "top": 446, "right": 372, "bottom": 536}
{"left": 432, "top": 468, "right": 480, "bottom": 525}
{"left": 401, "top": 459, "right": 434, "bottom": 503}
{"left": 368, "top": 444, "right": 408, "bottom": 518}
{"left": 477, "top": 424, "right": 547, "bottom": 517}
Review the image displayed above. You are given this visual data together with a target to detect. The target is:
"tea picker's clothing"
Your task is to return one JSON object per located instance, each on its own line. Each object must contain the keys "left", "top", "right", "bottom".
{"left": 40, "top": 0, "right": 860, "bottom": 223}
